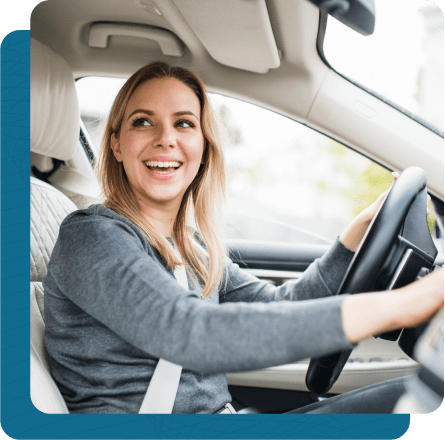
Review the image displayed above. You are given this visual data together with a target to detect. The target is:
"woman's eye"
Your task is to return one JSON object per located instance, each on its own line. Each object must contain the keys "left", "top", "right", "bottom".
{"left": 132, "top": 118, "right": 152, "bottom": 127}
{"left": 176, "top": 119, "right": 195, "bottom": 129}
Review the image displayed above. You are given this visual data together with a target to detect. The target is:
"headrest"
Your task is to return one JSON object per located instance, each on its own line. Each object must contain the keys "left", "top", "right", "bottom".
{"left": 31, "top": 38, "right": 79, "bottom": 161}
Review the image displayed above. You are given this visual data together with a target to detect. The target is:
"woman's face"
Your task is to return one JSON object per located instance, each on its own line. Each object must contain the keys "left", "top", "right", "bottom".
{"left": 111, "top": 77, "right": 205, "bottom": 209}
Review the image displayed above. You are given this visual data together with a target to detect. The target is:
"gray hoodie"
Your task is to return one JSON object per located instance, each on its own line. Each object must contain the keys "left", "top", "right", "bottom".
{"left": 43, "top": 204, "right": 355, "bottom": 414}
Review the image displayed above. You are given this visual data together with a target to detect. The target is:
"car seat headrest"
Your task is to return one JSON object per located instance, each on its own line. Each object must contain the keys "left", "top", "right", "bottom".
{"left": 31, "top": 38, "right": 79, "bottom": 161}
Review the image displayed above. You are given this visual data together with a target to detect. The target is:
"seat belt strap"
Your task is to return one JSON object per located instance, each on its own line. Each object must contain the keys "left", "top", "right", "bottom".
{"left": 138, "top": 244, "right": 187, "bottom": 414}
{"left": 138, "top": 358, "right": 183, "bottom": 414}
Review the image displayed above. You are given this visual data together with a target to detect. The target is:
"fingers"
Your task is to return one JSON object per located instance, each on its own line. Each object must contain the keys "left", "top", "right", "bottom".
{"left": 397, "top": 269, "right": 444, "bottom": 329}
{"left": 391, "top": 171, "right": 432, "bottom": 216}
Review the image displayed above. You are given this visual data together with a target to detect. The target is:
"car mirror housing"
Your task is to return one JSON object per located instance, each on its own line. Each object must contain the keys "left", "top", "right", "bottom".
{"left": 307, "top": 0, "right": 375, "bottom": 36}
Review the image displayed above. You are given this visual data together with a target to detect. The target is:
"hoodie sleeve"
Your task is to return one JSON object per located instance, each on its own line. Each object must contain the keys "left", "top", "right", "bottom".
{"left": 45, "top": 213, "right": 355, "bottom": 374}
{"left": 220, "top": 238, "right": 355, "bottom": 304}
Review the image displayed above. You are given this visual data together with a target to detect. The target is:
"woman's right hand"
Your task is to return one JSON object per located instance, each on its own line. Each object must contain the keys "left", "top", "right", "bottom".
{"left": 342, "top": 268, "right": 444, "bottom": 344}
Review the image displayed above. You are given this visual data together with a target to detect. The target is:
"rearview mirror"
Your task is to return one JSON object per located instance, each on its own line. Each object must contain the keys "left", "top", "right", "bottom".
{"left": 307, "top": 0, "right": 375, "bottom": 36}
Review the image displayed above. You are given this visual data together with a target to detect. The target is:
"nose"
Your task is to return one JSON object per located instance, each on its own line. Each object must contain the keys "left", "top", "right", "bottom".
{"left": 154, "top": 123, "right": 176, "bottom": 148}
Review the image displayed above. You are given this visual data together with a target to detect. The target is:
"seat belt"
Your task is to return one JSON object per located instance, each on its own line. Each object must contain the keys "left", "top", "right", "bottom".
{"left": 138, "top": 244, "right": 188, "bottom": 414}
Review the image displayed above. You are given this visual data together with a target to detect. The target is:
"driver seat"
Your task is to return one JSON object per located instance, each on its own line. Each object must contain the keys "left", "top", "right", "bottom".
{"left": 30, "top": 37, "right": 80, "bottom": 413}
{"left": 31, "top": 178, "right": 77, "bottom": 413}
{"left": 29, "top": 37, "right": 261, "bottom": 416}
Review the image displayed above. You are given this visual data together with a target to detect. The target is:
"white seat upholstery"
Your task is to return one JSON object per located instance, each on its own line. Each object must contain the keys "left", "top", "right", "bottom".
{"left": 30, "top": 179, "right": 77, "bottom": 413}
{"left": 30, "top": 38, "right": 80, "bottom": 413}
{"left": 31, "top": 177, "right": 78, "bottom": 282}
{"left": 31, "top": 38, "right": 79, "bottom": 162}
{"left": 31, "top": 282, "right": 69, "bottom": 413}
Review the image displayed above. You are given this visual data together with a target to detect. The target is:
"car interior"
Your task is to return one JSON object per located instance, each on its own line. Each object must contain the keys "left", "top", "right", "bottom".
{"left": 29, "top": 0, "right": 444, "bottom": 414}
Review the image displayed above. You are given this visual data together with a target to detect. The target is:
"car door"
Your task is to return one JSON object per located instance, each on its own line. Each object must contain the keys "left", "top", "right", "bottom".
{"left": 208, "top": 93, "right": 438, "bottom": 412}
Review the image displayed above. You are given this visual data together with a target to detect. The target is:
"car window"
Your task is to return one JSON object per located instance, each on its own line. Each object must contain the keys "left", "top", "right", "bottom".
{"left": 323, "top": 0, "right": 444, "bottom": 134}
{"left": 208, "top": 94, "right": 394, "bottom": 245}
{"left": 77, "top": 77, "right": 436, "bottom": 246}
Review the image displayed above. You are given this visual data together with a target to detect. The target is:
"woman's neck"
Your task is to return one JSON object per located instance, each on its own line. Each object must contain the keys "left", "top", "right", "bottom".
{"left": 138, "top": 203, "right": 179, "bottom": 237}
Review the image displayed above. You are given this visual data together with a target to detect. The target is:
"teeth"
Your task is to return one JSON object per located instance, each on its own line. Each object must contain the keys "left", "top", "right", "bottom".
{"left": 144, "top": 160, "right": 181, "bottom": 168}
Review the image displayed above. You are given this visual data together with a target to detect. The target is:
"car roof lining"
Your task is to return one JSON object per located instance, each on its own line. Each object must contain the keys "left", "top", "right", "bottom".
{"left": 31, "top": 0, "right": 327, "bottom": 122}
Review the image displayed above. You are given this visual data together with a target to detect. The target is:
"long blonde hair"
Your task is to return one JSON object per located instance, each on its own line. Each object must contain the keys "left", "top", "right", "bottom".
{"left": 96, "top": 62, "right": 227, "bottom": 298}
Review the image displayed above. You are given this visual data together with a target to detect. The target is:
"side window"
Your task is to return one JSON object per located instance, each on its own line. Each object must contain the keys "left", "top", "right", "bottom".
{"left": 76, "top": 78, "right": 434, "bottom": 245}
{"left": 209, "top": 94, "right": 394, "bottom": 245}
{"left": 77, "top": 77, "right": 127, "bottom": 154}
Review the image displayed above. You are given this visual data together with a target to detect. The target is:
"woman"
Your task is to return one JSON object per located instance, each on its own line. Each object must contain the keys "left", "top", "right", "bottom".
{"left": 43, "top": 62, "right": 443, "bottom": 414}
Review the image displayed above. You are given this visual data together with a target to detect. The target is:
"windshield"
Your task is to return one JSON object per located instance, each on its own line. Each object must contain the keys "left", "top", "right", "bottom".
{"left": 323, "top": 0, "right": 444, "bottom": 134}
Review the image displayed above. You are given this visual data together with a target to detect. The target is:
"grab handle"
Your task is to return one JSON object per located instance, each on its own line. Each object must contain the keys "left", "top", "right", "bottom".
{"left": 89, "top": 23, "right": 184, "bottom": 56}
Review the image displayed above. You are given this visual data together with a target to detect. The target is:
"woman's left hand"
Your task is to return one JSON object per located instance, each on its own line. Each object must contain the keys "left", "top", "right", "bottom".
{"left": 339, "top": 172, "right": 431, "bottom": 252}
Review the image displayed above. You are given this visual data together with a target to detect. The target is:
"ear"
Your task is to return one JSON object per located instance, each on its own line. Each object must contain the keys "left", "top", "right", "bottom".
{"left": 111, "top": 133, "right": 123, "bottom": 162}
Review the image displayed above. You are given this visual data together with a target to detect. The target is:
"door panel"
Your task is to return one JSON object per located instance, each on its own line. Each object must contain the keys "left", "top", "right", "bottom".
{"left": 227, "top": 239, "right": 330, "bottom": 272}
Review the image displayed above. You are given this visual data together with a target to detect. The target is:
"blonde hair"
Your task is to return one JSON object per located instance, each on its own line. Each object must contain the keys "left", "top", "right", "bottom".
{"left": 96, "top": 62, "right": 227, "bottom": 298}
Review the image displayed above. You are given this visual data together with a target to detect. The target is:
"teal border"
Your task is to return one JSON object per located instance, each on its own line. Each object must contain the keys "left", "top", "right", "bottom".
{"left": 0, "top": 30, "right": 410, "bottom": 439}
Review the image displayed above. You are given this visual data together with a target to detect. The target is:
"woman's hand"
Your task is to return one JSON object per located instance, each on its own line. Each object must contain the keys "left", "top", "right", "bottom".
{"left": 389, "top": 268, "right": 444, "bottom": 329}
{"left": 359, "top": 172, "right": 399, "bottom": 222}
{"left": 359, "top": 172, "right": 431, "bottom": 222}
{"left": 342, "top": 268, "right": 444, "bottom": 344}
{"left": 339, "top": 172, "right": 431, "bottom": 252}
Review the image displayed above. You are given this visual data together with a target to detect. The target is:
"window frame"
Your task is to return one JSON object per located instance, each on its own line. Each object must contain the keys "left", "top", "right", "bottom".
{"left": 316, "top": 11, "right": 444, "bottom": 138}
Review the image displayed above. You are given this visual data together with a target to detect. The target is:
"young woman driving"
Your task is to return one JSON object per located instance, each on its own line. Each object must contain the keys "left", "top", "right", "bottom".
{"left": 43, "top": 62, "right": 444, "bottom": 414}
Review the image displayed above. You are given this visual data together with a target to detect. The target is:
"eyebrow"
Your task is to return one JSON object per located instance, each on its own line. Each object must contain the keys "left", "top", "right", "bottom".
{"left": 127, "top": 109, "right": 199, "bottom": 121}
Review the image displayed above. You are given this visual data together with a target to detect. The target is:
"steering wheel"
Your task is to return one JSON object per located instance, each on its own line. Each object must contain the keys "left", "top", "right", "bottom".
{"left": 305, "top": 166, "right": 438, "bottom": 395}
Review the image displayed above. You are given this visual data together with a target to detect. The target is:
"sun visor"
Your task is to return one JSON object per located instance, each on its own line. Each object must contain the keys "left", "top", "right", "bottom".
{"left": 172, "top": 0, "right": 281, "bottom": 73}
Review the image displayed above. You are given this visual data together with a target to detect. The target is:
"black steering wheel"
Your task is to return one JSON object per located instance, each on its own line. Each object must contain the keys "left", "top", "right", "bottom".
{"left": 305, "top": 166, "right": 438, "bottom": 395}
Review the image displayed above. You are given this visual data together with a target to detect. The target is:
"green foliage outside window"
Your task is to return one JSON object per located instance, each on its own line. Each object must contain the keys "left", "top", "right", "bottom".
{"left": 320, "top": 141, "right": 435, "bottom": 235}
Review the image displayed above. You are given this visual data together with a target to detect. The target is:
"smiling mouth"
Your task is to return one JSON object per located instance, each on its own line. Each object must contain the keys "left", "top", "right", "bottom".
{"left": 144, "top": 160, "right": 182, "bottom": 174}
